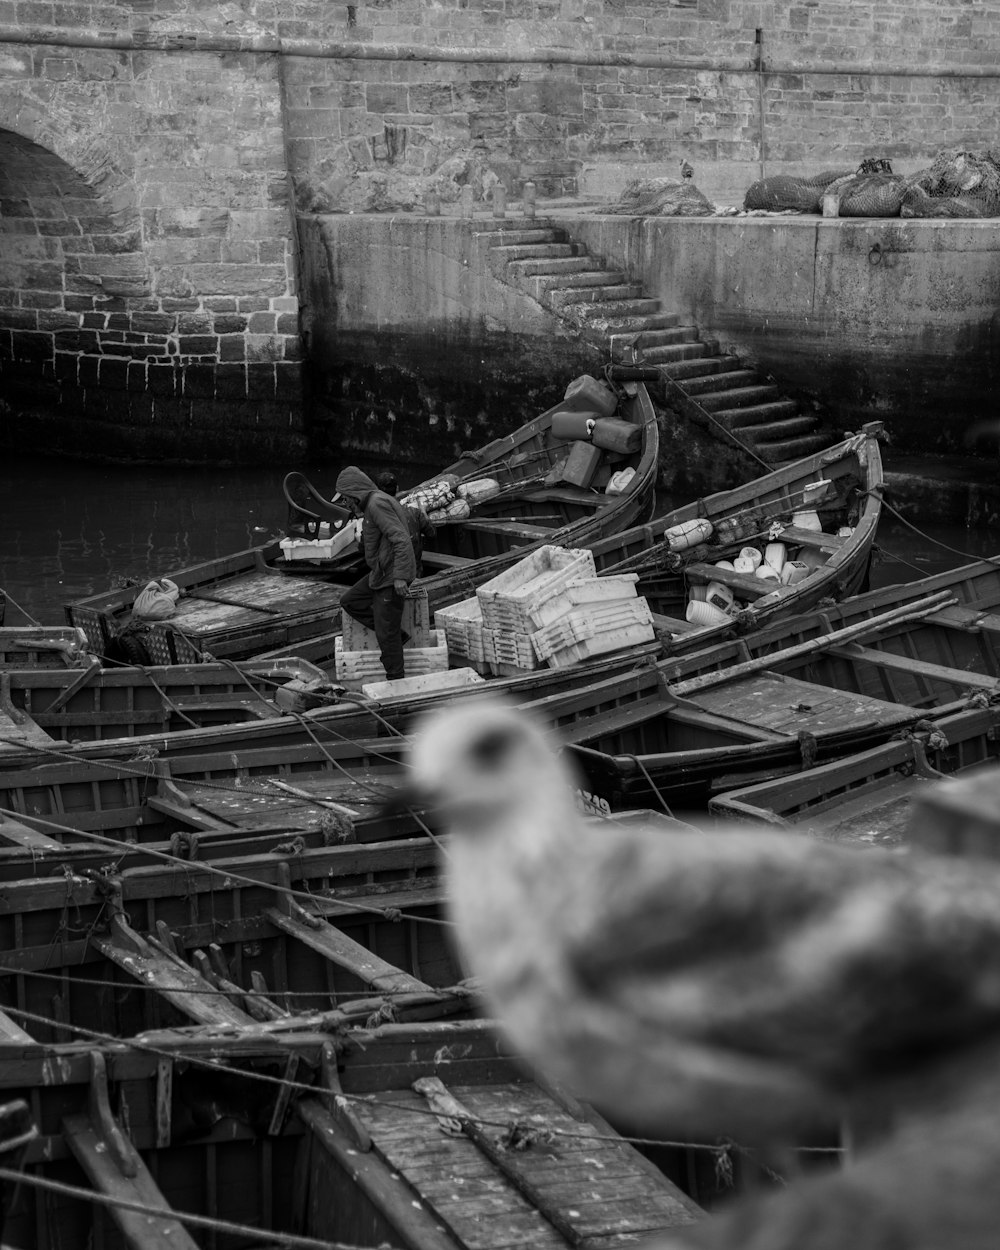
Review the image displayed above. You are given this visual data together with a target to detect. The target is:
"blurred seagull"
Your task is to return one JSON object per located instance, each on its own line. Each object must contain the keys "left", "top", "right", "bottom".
{"left": 406, "top": 697, "right": 1000, "bottom": 1142}
{"left": 680, "top": 159, "right": 694, "bottom": 181}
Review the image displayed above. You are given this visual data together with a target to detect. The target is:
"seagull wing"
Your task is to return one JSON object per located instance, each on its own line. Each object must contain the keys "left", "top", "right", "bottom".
{"left": 564, "top": 824, "right": 1000, "bottom": 1091}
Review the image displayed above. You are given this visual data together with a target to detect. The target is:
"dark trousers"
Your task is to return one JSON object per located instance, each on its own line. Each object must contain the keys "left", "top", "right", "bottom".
{"left": 341, "top": 576, "right": 405, "bottom": 680}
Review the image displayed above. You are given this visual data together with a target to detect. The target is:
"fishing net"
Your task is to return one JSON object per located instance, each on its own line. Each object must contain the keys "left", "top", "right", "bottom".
{"left": 742, "top": 151, "right": 1000, "bottom": 218}
{"left": 606, "top": 177, "right": 715, "bottom": 217}
{"left": 743, "top": 169, "right": 852, "bottom": 212}
{"left": 901, "top": 149, "right": 1000, "bottom": 218}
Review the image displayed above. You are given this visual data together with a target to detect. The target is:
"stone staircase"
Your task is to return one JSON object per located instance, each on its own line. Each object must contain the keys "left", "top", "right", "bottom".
{"left": 482, "top": 220, "right": 831, "bottom": 464}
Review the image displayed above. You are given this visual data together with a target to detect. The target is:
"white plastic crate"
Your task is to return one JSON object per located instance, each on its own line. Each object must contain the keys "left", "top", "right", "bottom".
{"left": 342, "top": 591, "right": 431, "bottom": 651}
{"left": 521, "top": 574, "right": 639, "bottom": 631}
{"left": 334, "top": 630, "right": 448, "bottom": 684}
{"left": 476, "top": 545, "right": 597, "bottom": 632}
{"left": 532, "top": 597, "right": 654, "bottom": 662}
{"left": 433, "top": 597, "right": 483, "bottom": 655}
{"left": 484, "top": 628, "right": 540, "bottom": 672}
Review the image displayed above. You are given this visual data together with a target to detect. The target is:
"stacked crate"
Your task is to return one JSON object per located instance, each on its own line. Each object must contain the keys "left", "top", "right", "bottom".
{"left": 466, "top": 546, "right": 655, "bottom": 675}
{"left": 336, "top": 589, "right": 451, "bottom": 686}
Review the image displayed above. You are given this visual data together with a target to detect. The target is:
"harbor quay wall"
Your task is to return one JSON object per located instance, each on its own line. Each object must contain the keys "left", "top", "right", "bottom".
{"left": 304, "top": 213, "right": 1000, "bottom": 459}
{"left": 1, "top": 2, "right": 999, "bottom": 461}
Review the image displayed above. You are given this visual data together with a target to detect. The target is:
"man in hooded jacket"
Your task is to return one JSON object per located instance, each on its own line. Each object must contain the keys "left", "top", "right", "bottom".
{"left": 335, "top": 466, "right": 417, "bottom": 681}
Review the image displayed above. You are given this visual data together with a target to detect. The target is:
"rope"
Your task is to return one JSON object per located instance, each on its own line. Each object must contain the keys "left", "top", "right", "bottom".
{"left": 0, "top": 803, "right": 454, "bottom": 929}
{"left": 0, "top": 1164, "right": 375, "bottom": 1250}
{"left": 0, "top": 586, "right": 43, "bottom": 627}
{"left": 630, "top": 755, "right": 675, "bottom": 819}
{"left": 872, "top": 487, "right": 1000, "bottom": 570}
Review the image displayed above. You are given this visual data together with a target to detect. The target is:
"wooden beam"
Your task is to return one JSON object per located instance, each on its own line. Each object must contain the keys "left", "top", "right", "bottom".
{"left": 266, "top": 907, "right": 430, "bottom": 996}
{"left": 0, "top": 1007, "right": 33, "bottom": 1042}
{"left": 63, "top": 1112, "right": 200, "bottom": 1250}
{"left": 90, "top": 916, "right": 256, "bottom": 1028}
{"left": 828, "top": 643, "right": 1000, "bottom": 691}
{"left": 0, "top": 813, "right": 63, "bottom": 851}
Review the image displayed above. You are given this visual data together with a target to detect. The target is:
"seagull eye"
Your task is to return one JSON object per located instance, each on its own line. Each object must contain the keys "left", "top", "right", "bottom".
{"left": 468, "top": 725, "right": 517, "bottom": 770}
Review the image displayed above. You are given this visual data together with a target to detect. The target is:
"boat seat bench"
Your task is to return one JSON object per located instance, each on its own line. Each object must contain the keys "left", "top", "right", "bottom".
{"left": 828, "top": 643, "right": 1000, "bottom": 691}
{"left": 459, "top": 519, "right": 557, "bottom": 541}
{"left": 420, "top": 550, "right": 477, "bottom": 570}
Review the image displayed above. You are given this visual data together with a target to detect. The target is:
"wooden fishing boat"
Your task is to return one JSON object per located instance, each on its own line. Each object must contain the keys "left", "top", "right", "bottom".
{"left": 63, "top": 375, "right": 658, "bottom": 665}
{"left": 0, "top": 626, "right": 94, "bottom": 670}
{"left": 552, "top": 564, "right": 1000, "bottom": 812}
{"left": 5, "top": 572, "right": 993, "bottom": 841}
{"left": 0, "top": 1021, "right": 701, "bottom": 1249}
{"left": 261, "top": 423, "right": 885, "bottom": 669}
{"left": 0, "top": 829, "right": 701, "bottom": 1250}
{"left": 708, "top": 705, "right": 1000, "bottom": 845}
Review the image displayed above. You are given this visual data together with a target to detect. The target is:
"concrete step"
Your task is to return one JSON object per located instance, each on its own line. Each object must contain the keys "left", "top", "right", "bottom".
{"left": 643, "top": 341, "right": 717, "bottom": 364}
{"left": 529, "top": 271, "right": 629, "bottom": 296}
{"left": 756, "top": 432, "right": 832, "bottom": 462}
{"left": 680, "top": 369, "right": 759, "bottom": 396}
{"left": 548, "top": 283, "right": 646, "bottom": 309}
{"left": 603, "top": 313, "right": 686, "bottom": 339}
{"left": 628, "top": 325, "right": 701, "bottom": 347}
{"left": 734, "top": 415, "right": 819, "bottom": 443}
{"left": 699, "top": 384, "right": 782, "bottom": 413}
{"left": 480, "top": 228, "right": 565, "bottom": 245}
{"left": 490, "top": 243, "right": 581, "bottom": 263}
{"left": 506, "top": 256, "right": 609, "bottom": 278}
{"left": 560, "top": 298, "right": 665, "bottom": 323}
{"left": 718, "top": 400, "right": 802, "bottom": 429}
{"left": 657, "top": 352, "right": 732, "bottom": 379}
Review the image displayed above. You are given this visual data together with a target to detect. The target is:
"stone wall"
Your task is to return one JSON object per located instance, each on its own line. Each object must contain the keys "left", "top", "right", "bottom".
{"left": 1, "top": 2, "right": 998, "bottom": 461}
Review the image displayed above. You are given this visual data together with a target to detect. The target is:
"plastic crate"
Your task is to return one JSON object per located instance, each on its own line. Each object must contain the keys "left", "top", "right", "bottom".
{"left": 532, "top": 598, "right": 654, "bottom": 662}
{"left": 279, "top": 529, "right": 357, "bottom": 562}
{"left": 334, "top": 629, "right": 448, "bottom": 685}
{"left": 476, "top": 545, "right": 597, "bottom": 633}
{"left": 433, "top": 597, "right": 482, "bottom": 656}
{"left": 341, "top": 589, "right": 431, "bottom": 651}
{"left": 520, "top": 574, "right": 639, "bottom": 632}
{"left": 483, "top": 628, "right": 540, "bottom": 673}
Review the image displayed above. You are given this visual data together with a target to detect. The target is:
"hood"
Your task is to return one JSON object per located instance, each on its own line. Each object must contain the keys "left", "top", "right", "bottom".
{"left": 335, "top": 467, "right": 378, "bottom": 502}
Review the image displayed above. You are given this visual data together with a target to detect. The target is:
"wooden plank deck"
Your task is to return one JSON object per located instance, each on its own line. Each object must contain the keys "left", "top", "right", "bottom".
{"left": 689, "top": 672, "right": 919, "bottom": 737}
{"left": 352, "top": 1081, "right": 699, "bottom": 1249}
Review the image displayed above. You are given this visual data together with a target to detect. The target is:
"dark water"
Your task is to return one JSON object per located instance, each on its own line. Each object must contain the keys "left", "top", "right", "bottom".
{"left": 2, "top": 455, "right": 999, "bottom": 628}
{"left": 0, "top": 455, "right": 435, "bottom": 627}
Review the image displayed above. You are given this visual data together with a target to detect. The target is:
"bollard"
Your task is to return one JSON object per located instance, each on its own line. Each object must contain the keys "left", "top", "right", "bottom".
{"left": 460, "top": 185, "right": 474, "bottom": 218}
{"left": 491, "top": 182, "right": 507, "bottom": 219}
{"left": 424, "top": 189, "right": 440, "bottom": 216}
{"left": 523, "top": 180, "right": 536, "bottom": 219}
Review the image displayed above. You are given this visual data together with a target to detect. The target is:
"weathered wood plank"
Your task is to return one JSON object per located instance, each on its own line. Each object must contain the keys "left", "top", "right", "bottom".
{"left": 829, "top": 642, "right": 1000, "bottom": 691}
{"left": 90, "top": 918, "right": 256, "bottom": 1028}
{"left": 265, "top": 907, "right": 430, "bottom": 995}
{"left": 62, "top": 1112, "right": 201, "bottom": 1250}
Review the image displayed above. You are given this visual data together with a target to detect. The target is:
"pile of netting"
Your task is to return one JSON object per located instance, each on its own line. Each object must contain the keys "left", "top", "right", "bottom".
{"left": 901, "top": 149, "right": 1000, "bottom": 218}
{"left": 606, "top": 177, "right": 715, "bottom": 217}
{"left": 743, "top": 150, "right": 1000, "bottom": 218}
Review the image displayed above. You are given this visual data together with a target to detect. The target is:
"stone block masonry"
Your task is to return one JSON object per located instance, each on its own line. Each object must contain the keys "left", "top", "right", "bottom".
{"left": 1, "top": 2, "right": 1000, "bottom": 461}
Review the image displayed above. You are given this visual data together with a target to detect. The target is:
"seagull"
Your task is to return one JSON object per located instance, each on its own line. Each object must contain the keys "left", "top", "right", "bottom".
{"left": 680, "top": 159, "right": 694, "bottom": 181}
{"left": 405, "top": 697, "right": 1000, "bottom": 1144}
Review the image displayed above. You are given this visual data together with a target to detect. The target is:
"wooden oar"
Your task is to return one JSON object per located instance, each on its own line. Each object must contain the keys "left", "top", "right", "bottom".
{"left": 266, "top": 778, "right": 360, "bottom": 819}
{"left": 669, "top": 590, "right": 958, "bottom": 697}
{"left": 181, "top": 588, "right": 285, "bottom": 615}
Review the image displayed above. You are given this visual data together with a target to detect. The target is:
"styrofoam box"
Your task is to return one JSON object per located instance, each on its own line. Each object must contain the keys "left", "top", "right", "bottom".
{"left": 361, "top": 668, "right": 486, "bottom": 699}
{"left": 477, "top": 545, "right": 597, "bottom": 632}
{"left": 280, "top": 528, "right": 357, "bottom": 562}
{"left": 335, "top": 630, "right": 448, "bottom": 683}
{"left": 522, "top": 574, "right": 639, "bottom": 632}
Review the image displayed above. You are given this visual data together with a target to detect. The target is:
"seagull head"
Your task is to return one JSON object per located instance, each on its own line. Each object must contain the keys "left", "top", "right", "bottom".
{"left": 403, "top": 697, "right": 573, "bottom": 836}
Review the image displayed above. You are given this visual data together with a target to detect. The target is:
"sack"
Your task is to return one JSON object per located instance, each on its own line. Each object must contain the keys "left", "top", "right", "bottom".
{"left": 132, "top": 578, "right": 180, "bottom": 621}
